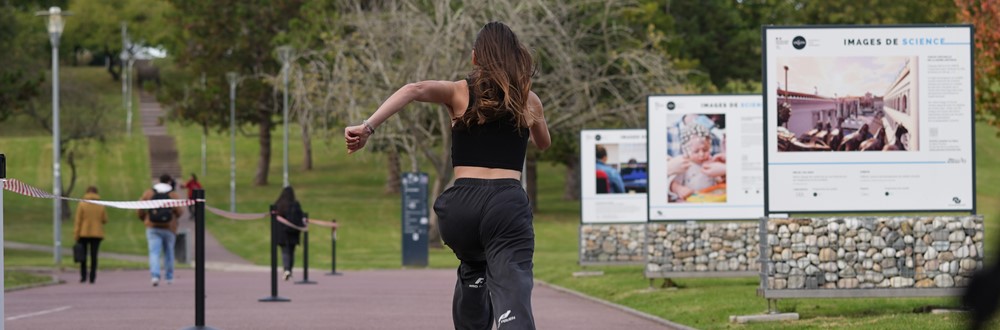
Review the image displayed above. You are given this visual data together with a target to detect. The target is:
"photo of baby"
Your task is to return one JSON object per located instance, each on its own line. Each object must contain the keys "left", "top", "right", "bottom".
{"left": 666, "top": 114, "right": 727, "bottom": 203}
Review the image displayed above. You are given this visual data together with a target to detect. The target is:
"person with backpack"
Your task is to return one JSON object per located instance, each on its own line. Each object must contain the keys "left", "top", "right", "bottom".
{"left": 137, "top": 174, "right": 183, "bottom": 287}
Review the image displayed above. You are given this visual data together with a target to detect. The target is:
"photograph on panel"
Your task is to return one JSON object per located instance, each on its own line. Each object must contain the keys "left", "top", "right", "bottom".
{"left": 594, "top": 142, "right": 647, "bottom": 194}
{"left": 775, "top": 56, "right": 919, "bottom": 152}
{"left": 665, "top": 113, "right": 726, "bottom": 203}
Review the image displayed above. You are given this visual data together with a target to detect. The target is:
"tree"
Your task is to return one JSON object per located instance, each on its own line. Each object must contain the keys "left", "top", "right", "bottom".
{"left": 64, "top": 0, "right": 175, "bottom": 80}
{"left": 0, "top": 5, "right": 47, "bottom": 123}
{"left": 18, "top": 71, "right": 117, "bottom": 219}
{"left": 956, "top": 0, "right": 1000, "bottom": 129}
{"left": 659, "top": 0, "right": 959, "bottom": 93}
{"left": 165, "top": 0, "right": 305, "bottom": 186}
{"left": 514, "top": 0, "right": 687, "bottom": 201}
{"left": 292, "top": 0, "right": 685, "bottom": 232}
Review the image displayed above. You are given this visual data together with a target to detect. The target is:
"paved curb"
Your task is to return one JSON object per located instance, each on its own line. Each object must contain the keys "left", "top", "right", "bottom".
{"left": 4, "top": 279, "right": 63, "bottom": 293}
{"left": 534, "top": 279, "right": 697, "bottom": 330}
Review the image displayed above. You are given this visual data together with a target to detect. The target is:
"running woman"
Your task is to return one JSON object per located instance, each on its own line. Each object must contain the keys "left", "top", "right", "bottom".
{"left": 345, "top": 21, "right": 550, "bottom": 330}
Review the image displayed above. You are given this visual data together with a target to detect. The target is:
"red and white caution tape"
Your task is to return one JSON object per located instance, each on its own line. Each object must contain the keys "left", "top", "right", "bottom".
{"left": 1, "top": 178, "right": 194, "bottom": 210}
{"left": 205, "top": 205, "right": 268, "bottom": 221}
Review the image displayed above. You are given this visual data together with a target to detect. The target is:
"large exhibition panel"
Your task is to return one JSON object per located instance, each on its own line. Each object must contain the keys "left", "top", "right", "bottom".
{"left": 763, "top": 26, "right": 975, "bottom": 213}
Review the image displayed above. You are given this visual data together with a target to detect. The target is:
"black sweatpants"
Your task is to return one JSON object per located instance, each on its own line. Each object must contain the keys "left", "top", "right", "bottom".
{"left": 279, "top": 243, "right": 296, "bottom": 272}
{"left": 78, "top": 237, "right": 102, "bottom": 283}
{"left": 434, "top": 178, "right": 535, "bottom": 330}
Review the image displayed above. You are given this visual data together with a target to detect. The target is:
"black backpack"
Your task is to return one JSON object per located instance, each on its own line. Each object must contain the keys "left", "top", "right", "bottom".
{"left": 148, "top": 190, "right": 173, "bottom": 224}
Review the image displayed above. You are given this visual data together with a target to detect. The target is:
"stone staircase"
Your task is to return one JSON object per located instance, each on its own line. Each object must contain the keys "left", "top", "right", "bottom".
{"left": 140, "top": 93, "right": 181, "bottom": 181}
{"left": 137, "top": 91, "right": 252, "bottom": 266}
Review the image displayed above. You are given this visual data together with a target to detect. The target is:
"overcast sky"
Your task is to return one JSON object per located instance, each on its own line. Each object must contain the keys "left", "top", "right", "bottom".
{"left": 775, "top": 56, "right": 911, "bottom": 98}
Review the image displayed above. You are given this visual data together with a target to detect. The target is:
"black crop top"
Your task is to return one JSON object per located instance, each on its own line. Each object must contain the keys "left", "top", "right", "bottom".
{"left": 451, "top": 80, "right": 529, "bottom": 171}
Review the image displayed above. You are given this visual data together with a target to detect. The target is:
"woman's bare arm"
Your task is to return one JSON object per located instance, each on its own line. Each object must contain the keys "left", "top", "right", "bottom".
{"left": 345, "top": 80, "right": 462, "bottom": 153}
{"left": 527, "top": 91, "right": 550, "bottom": 150}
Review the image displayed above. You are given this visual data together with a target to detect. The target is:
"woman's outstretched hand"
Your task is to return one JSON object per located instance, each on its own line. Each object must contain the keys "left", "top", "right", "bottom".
{"left": 344, "top": 124, "right": 370, "bottom": 154}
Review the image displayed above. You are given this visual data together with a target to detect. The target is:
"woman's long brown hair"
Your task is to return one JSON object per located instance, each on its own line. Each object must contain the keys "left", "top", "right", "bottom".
{"left": 462, "top": 21, "right": 537, "bottom": 129}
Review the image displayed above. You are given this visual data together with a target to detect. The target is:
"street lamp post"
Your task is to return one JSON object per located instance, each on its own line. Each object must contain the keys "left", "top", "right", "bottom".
{"left": 200, "top": 72, "right": 207, "bottom": 178}
{"left": 275, "top": 45, "right": 294, "bottom": 188}
{"left": 38, "top": 6, "right": 68, "bottom": 266}
{"left": 226, "top": 72, "right": 239, "bottom": 213}
{"left": 126, "top": 57, "right": 135, "bottom": 137}
{"left": 121, "top": 22, "right": 129, "bottom": 136}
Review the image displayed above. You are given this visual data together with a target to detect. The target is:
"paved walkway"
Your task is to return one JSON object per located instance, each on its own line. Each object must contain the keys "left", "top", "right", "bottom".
{"left": 5, "top": 269, "right": 684, "bottom": 329}
{"left": 138, "top": 92, "right": 251, "bottom": 267}
{"left": 0, "top": 93, "right": 689, "bottom": 329}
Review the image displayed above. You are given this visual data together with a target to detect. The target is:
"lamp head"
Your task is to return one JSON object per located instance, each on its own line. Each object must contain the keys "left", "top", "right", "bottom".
{"left": 275, "top": 45, "right": 294, "bottom": 65}
{"left": 36, "top": 6, "right": 68, "bottom": 35}
{"left": 226, "top": 72, "right": 239, "bottom": 86}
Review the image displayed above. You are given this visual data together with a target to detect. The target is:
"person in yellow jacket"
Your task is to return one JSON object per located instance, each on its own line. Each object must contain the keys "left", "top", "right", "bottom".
{"left": 74, "top": 186, "right": 107, "bottom": 284}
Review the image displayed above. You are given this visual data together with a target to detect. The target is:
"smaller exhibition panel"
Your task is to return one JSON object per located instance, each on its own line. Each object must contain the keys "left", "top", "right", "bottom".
{"left": 647, "top": 94, "right": 765, "bottom": 221}
{"left": 579, "top": 130, "right": 648, "bottom": 265}
{"left": 580, "top": 129, "right": 648, "bottom": 224}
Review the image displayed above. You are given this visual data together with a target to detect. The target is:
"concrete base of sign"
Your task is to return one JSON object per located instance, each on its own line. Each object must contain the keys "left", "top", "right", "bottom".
{"left": 572, "top": 271, "right": 604, "bottom": 277}
{"left": 729, "top": 313, "right": 799, "bottom": 324}
{"left": 761, "top": 288, "right": 963, "bottom": 299}
{"left": 930, "top": 309, "right": 968, "bottom": 315}
{"left": 645, "top": 271, "right": 758, "bottom": 279}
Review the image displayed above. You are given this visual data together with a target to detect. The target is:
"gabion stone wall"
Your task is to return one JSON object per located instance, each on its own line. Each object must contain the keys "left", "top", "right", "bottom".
{"left": 765, "top": 216, "right": 984, "bottom": 290}
{"left": 645, "top": 222, "right": 761, "bottom": 276}
{"left": 579, "top": 224, "right": 646, "bottom": 264}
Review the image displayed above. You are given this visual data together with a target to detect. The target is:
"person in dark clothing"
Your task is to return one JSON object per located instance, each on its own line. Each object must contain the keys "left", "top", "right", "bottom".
{"left": 345, "top": 21, "right": 551, "bottom": 330}
{"left": 962, "top": 238, "right": 1000, "bottom": 330}
{"left": 274, "top": 186, "right": 305, "bottom": 281}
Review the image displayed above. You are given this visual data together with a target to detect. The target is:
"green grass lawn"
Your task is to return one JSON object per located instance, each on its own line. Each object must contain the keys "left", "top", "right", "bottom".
{"left": 2, "top": 66, "right": 998, "bottom": 328}
{"left": 4, "top": 249, "right": 148, "bottom": 289}
{"left": 0, "top": 67, "right": 150, "bottom": 257}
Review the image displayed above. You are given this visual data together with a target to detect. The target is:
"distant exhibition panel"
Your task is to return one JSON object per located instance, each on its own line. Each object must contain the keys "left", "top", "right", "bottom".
{"left": 763, "top": 25, "right": 975, "bottom": 213}
{"left": 580, "top": 129, "right": 648, "bottom": 224}
{"left": 647, "top": 95, "right": 765, "bottom": 221}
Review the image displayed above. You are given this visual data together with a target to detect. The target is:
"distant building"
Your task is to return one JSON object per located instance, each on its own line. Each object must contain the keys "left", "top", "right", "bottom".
{"left": 882, "top": 57, "right": 919, "bottom": 151}
{"left": 777, "top": 89, "right": 836, "bottom": 135}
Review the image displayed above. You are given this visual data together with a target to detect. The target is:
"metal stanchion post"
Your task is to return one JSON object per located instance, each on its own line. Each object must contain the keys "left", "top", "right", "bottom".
{"left": 183, "top": 189, "right": 217, "bottom": 330}
{"left": 259, "top": 205, "right": 290, "bottom": 302}
{"left": 295, "top": 212, "right": 316, "bottom": 284}
{"left": 326, "top": 220, "right": 342, "bottom": 276}
{"left": 1, "top": 154, "right": 7, "bottom": 324}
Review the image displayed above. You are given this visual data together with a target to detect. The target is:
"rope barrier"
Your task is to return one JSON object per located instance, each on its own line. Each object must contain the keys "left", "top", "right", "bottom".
{"left": 276, "top": 215, "right": 308, "bottom": 232}
{"left": 306, "top": 218, "right": 339, "bottom": 229}
{"left": 1, "top": 178, "right": 194, "bottom": 209}
{"left": 205, "top": 205, "right": 268, "bottom": 220}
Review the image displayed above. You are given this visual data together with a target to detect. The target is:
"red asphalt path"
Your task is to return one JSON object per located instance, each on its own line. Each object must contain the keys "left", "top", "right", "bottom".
{"left": 5, "top": 269, "right": 682, "bottom": 329}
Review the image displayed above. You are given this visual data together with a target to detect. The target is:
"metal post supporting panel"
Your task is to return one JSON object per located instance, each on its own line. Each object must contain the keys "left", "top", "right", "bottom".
{"left": 182, "top": 189, "right": 218, "bottom": 330}
{"left": 295, "top": 212, "right": 317, "bottom": 285}
{"left": 259, "top": 205, "right": 290, "bottom": 302}
{"left": 326, "top": 220, "right": 342, "bottom": 276}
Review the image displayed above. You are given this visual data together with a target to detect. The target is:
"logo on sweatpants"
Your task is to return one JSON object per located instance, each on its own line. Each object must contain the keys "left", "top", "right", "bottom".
{"left": 498, "top": 310, "right": 516, "bottom": 324}
{"left": 469, "top": 277, "right": 485, "bottom": 289}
